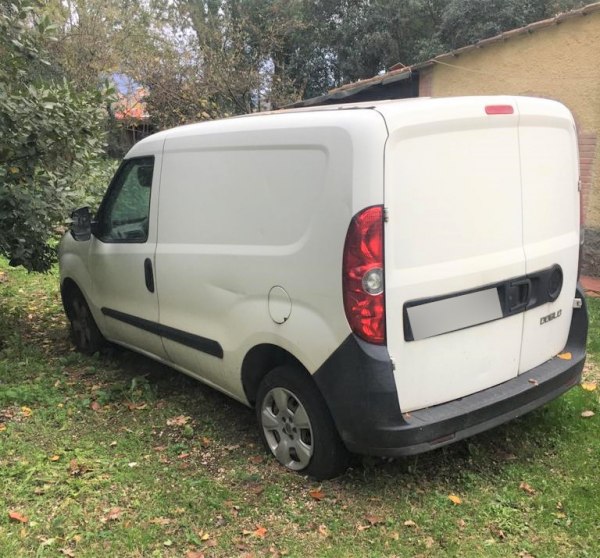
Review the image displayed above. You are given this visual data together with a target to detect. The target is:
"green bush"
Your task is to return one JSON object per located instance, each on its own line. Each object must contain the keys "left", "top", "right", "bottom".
{"left": 0, "top": 0, "right": 115, "bottom": 271}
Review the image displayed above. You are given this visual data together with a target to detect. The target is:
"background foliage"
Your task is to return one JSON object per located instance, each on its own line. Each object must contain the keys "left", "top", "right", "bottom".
{"left": 0, "top": 0, "right": 588, "bottom": 271}
{"left": 0, "top": 0, "right": 114, "bottom": 271}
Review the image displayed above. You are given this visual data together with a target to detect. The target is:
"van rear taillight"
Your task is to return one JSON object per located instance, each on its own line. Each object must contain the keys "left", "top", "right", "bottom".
{"left": 485, "top": 105, "right": 514, "bottom": 115}
{"left": 342, "top": 205, "right": 385, "bottom": 344}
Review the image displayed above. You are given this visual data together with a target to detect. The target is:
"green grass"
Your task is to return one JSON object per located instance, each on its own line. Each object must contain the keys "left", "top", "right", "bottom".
{"left": 1, "top": 259, "right": 599, "bottom": 557}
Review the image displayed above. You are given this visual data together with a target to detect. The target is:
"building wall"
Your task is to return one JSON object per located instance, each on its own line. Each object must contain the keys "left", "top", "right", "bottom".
{"left": 423, "top": 11, "right": 600, "bottom": 275}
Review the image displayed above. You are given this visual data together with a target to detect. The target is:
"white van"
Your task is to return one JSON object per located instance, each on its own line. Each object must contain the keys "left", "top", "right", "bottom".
{"left": 59, "top": 96, "right": 588, "bottom": 479}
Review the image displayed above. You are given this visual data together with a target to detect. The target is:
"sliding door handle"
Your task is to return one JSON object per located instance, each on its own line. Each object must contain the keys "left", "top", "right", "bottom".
{"left": 144, "top": 258, "right": 155, "bottom": 293}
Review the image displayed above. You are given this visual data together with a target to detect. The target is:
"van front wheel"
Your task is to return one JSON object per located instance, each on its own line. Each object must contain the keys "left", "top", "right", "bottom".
{"left": 256, "top": 366, "right": 350, "bottom": 479}
{"left": 66, "top": 290, "right": 105, "bottom": 355}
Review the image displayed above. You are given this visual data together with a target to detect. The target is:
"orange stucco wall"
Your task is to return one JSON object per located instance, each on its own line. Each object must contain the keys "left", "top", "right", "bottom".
{"left": 423, "top": 11, "right": 600, "bottom": 273}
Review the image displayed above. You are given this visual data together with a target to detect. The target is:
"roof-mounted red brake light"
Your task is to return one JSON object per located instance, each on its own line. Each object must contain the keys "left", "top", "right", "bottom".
{"left": 342, "top": 205, "right": 386, "bottom": 344}
{"left": 485, "top": 105, "right": 514, "bottom": 115}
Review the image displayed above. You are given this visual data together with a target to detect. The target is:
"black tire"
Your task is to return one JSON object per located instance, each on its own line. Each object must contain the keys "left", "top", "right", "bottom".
{"left": 256, "top": 365, "right": 351, "bottom": 480}
{"left": 65, "top": 290, "right": 105, "bottom": 355}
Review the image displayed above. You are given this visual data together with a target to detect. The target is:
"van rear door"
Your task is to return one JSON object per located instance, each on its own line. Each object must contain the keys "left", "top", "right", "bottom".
{"left": 517, "top": 98, "right": 580, "bottom": 373}
{"left": 382, "top": 98, "right": 527, "bottom": 413}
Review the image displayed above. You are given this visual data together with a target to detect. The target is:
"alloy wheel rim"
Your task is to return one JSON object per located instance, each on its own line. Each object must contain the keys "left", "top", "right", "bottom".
{"left": 260, "top": 387, "right": 313, "bottom": 470}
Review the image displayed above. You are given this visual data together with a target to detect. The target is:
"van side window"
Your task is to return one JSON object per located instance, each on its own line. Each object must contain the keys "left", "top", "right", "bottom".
{"left": 96, "top": 157, "right": 154, "bottom": 242}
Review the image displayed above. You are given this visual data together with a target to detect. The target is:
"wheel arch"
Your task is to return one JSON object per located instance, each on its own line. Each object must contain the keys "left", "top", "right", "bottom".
{"left": 241, "top": 344, "right": 314, "bottom": 407}
{"left": 60, "top": 277, "right": 84, "bottom": 319}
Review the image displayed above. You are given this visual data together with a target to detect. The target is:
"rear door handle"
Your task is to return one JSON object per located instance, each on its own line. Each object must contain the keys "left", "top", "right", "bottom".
{"left": 144, "top": 258, "right": 155, "bottom": 293}
{"left": 506, "top": 278, "right": 530, "bottom": 312}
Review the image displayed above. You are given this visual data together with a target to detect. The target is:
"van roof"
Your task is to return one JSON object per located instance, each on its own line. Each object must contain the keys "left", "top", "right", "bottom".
{"left": 126, "top": 97, "right": 428, "bottom": 156}
{"left": 126, "top": 95, "right": 569, "bottom": 157}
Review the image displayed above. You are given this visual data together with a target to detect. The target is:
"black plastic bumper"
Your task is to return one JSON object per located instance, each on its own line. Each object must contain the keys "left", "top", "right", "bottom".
{"left": 313, "top": 287, "right": 588, "bottom": 457}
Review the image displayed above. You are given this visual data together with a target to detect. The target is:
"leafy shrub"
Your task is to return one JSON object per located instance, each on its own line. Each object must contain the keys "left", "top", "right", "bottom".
{"left": 0, "top": 0, "right": 115, "bottom": 271}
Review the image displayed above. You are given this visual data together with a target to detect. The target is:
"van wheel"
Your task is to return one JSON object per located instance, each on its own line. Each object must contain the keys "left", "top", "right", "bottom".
{"left": 66, "top": 291, "right": 104, "bottom": 355}
{"left": 256, "top": 366, "right": 350, "bottom": 480}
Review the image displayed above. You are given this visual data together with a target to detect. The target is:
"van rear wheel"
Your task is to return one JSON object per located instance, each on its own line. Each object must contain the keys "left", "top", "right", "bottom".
{"left": 256, "top": 365, "right": 350, "bottom": 480}
{"left": 66, "top": 291, "right": 104, "bottom": 355}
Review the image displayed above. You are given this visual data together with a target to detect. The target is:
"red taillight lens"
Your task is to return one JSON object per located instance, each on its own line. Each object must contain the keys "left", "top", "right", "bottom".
{"left": 485, "top": 105, "right": 514, "bottom": 115}
{"left": 342, "top": 205, "right": 385, "bottom": 344}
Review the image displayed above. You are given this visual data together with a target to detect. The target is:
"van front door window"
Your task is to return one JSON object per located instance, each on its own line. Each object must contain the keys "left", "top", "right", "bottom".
{"left": 97, "top": 157, "right": 154, "bottom": 242}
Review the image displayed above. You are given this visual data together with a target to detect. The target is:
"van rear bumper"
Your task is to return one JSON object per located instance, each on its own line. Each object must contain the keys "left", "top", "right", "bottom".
{"left": 313, "top": 287, "right": 588, "bottom": 457}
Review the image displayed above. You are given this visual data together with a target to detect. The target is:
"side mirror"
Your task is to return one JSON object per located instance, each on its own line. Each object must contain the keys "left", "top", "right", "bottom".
{"left": 70, "top": 207, "right": 92, "bottom": 241}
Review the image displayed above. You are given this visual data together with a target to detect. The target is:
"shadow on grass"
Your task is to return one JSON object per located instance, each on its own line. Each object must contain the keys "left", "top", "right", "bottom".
{"left": 94, "top": 339, "right": 580, "bottom": 492}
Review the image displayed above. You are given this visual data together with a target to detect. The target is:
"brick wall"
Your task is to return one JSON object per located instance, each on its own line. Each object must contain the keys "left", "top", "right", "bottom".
{"left": 580, "top": 131, "right": 600, "bottom": 276}
{"left": 579, "top": 131, "right": 597, "bottom": 225}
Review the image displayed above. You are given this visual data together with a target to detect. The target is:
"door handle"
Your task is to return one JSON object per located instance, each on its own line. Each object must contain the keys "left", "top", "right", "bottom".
{"left": 506, "top": 278, "right": 530, "bottom": 313}
{"left": 144, "top": 258, "right": 155, "bottom": 293}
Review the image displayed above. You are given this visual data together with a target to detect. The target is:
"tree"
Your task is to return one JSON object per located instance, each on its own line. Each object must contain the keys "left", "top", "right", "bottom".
{"left": 0, "top": 0, "right": 113, "bottom": 271}
{"left": 440, "top": 0, "right": 586, "bottom": 50}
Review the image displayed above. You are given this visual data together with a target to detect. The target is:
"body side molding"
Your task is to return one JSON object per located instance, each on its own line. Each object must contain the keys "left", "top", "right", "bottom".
{"left": 101, "top": 307, "right": 223, "bottom": 358}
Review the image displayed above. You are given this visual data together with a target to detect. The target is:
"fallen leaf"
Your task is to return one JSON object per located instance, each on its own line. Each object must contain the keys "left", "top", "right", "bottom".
{"left": 528, "top": 378, "right": 539, "bottom": 386}
{"left": 253, "top": 526, "right": 267, "bottom": 538}
{"left": 68, "top": 459, "right": 87, "bottom": 476}
{"left": 518, "top": 552, "right": 534, "bottom": 558}
{"left": 248, "top": 455, "right": 264, "bottom": 465}
{"left": 163, "top": 540, "right": 173, "bottom": 547}
{"left": 21, "top": 406, "right": 32, "bottom": 417}
{"left": 403, "top": 519, "right": 417, "bottom": 528}
{"left": 167, "top": 415, "right": 190, "bottom": 426}
{"left": 365, "top": 514, "right": 383, "bottom": 525}
{"left": 59, "top": 549, "right": 76, "bottom": 557}
{"left": 248, "top": 483, "right": 264, "bottom": 496}
{"left": 448, "top": 494, "right": 462, "bottom": 505}
{"left": 200, "top": 532, "right": 210, "bottom": 541}
{"left": 581, "top": 410, "right": 595, "bottom": 418}
{"left": 90, "top": 401, "right": 101, "bottom": 412}
{"left": 186, "top": 552, "right": 205, "bottom": 558}
{"left": 424, "top": 536, "right": 435, "bottom": 549}
{"left": 49, "top": 455, "right": 60, "bottom": 462}
{"left": 581, "top": 382, "right": 597, "bottom": 392}
{"left": 201, "top": 437, "right": 211, "bottom": 448}
{"left": 103, "top": 507, "right": 123, "bottom": 522}
{"left": 317, "top": 524, "right": 329, "bottom": 537}
{"left": 178, "top": 452, "right": 190, "bottom": 460}
{"left": 519, "top": 482, "right": 536, "bottom": 495}
{"left": 490, "top": 524, "right": 506, "bottom": 540}
{"left": 109, "top": 441, "right": 117, "bottom": 447}
{"left": 557, "top": 352, "right": 572, "bottom": 360}
{"left": 389, "top": 531, "right": 400, "bottom": 540}
{"left": 126, "top": 402, "right": 148, "bottom": 411}
{"left": 0, "top": 424, "right": 7, "bottom": 432}
{"left": 309, "top": 488, "right": 325, "bottom": 501}
{"left": 8, "top": 511, "right": 28, "bottom": 523}
{"left": 457, "top": 519, "right": 466, "bottom": 530}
